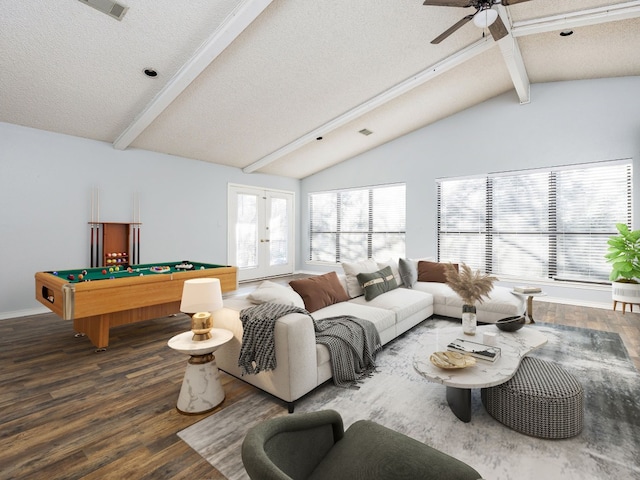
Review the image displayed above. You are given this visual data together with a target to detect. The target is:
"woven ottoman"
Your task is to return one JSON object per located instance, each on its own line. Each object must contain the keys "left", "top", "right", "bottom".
{"left": 481, "top": 356, "right": 584, "bottom": 439}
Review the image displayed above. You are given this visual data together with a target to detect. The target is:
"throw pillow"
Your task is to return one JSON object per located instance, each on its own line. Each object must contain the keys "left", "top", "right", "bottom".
{"left": 417, "top": 260, "right": 458, "bottom": 283}
{"left": 341, "top": 259, "right": 379, "bottom": 298}
{"left": 376, "top": 259, "right": 403, "bottom": 287}
{"left": 398, "top": 258, "right": 417, "bottom": 288}
{"left": 289, "top": 271, "right": 350, "bottom": 313}
{"left": 247, "top": 280, "right": 305, "bottom": 309}
{"left": 357, "top": 266, "right": 398, "bottom": 301}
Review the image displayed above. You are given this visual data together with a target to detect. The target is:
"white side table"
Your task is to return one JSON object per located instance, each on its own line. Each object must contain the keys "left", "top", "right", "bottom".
{"left": 511, "top": 291, "right": 547, "bottom": 323}
{"left": 168, "top": 328, "right": 233, "bottom": 415}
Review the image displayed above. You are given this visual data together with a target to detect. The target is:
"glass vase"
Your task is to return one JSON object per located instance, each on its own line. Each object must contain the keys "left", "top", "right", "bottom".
{"left": 462, "top": 304, "right": 477, "bottom": 335}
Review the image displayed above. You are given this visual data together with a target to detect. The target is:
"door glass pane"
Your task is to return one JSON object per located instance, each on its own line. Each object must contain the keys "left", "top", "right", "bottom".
{"left": 269, "top": 197, "right": 288, "bottom": 266}
{"left": 236, "top": 193, "right": 258, "bottom": 269}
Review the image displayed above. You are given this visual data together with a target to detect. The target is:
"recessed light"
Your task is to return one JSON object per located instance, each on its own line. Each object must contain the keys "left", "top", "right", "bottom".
{"left": 359, "top": 128, "right": 373, "bottom": 136}
{"left": 143, "top": 68, "right": 158, "bottom": 78}
{"left": 559, "top": 30, "right": 573, "bottom": 37}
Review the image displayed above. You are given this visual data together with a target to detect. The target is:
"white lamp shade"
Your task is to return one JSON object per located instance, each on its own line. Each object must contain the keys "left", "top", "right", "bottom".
{"left": 473, "top": 8, "right": 498, "bottom": 28}
{"left": 180, "top": 278, "right": 223, "bottom": 313}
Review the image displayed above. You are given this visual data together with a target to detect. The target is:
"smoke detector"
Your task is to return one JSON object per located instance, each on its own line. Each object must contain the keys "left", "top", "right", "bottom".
{"left": 77, "top": 0, "right": 128, "bottom": 21}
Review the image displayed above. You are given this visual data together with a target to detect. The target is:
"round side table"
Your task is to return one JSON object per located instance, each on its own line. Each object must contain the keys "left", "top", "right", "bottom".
{"left": 168, "top": 328, "right": 233, "bottom": 415}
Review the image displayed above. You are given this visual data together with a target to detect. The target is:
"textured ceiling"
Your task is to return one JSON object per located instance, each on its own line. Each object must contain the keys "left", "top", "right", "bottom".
{"left": 1, "top": 0, "right": 639, "bottom": 178}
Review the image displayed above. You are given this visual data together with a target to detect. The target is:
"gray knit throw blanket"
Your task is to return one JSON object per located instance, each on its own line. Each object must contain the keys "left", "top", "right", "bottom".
{"left": 238, "top": 303, "right": 382, "bottom": 388}
{"left": 238, "top": 303, "right": 308, "bottom": 375}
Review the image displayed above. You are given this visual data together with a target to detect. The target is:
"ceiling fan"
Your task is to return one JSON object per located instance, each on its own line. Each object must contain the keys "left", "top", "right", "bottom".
{"left": 424, "top": 0, "right": 532, "bottom": 44}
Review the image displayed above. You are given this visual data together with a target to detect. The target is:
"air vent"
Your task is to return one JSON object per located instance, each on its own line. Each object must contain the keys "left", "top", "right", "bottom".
{"left": 77, "top": 0, "right": 128, "bottom": 21}
{"left": 359, "top": 128, "right": 373, "bottom": 136}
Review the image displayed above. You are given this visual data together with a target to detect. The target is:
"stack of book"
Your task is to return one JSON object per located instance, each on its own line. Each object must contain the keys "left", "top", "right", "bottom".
{"left": 513, "top": 285, "right": 542, "bottom": 294}
{"left": 447, "top": 338, "right": 501, "bottom": 362}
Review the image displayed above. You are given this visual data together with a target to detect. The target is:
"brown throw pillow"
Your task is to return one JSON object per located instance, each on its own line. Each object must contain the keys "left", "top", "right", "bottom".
{"left": 289, "top": 271, "right": 350, "bottom": 313}
{"left": 417, "top": 261, "right": 458, "bottom": 283}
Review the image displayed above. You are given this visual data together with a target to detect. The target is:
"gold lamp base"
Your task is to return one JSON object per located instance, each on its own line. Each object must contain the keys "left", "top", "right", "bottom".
{"left": 191, "top": 312, "right": 213, "bottom": 341}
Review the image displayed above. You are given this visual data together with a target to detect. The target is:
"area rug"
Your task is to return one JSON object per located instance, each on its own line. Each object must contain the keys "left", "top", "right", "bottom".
{"left": 178, "top": 319, "right": 640, "bottom": 480}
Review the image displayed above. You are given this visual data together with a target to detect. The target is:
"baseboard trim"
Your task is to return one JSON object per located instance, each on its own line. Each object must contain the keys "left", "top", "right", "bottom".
{"left": 0, "top": 306, "right": 50, "bottom": 320}
{"left": 537, "top": 296, "right": 611, "bottom": 311}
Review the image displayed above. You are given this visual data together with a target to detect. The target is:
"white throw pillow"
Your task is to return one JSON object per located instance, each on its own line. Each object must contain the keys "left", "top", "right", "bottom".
{"left": 342, "top": 259, "right": 379, "bottom": 298}
{"left": 377, "top": 259, "right": 403, "bottom": 287}
{"left": 247, "top": 280, "right": 305, "bottom": 309}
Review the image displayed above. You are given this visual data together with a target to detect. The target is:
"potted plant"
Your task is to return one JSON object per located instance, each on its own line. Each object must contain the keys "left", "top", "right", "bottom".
{"left": 605, "top": 223, "right": 640, "bottom": 309}
{"left": 444, "top": 263, "right": 497, "bottom": 335}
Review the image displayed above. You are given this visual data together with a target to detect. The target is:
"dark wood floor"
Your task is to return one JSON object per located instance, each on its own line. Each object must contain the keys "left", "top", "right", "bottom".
{"left": 1, "top": 278, "right": 638, "bottom": 479}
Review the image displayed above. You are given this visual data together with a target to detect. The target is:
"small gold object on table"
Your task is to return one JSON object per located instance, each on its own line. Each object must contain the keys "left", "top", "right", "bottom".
{"left": 430, "top": 351, "right": 476, "bottom": 369}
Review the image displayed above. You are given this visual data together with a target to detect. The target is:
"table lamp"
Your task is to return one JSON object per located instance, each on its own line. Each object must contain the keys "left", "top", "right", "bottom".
{"left": 180, "top": 278, "right": 223, "bottom": 341}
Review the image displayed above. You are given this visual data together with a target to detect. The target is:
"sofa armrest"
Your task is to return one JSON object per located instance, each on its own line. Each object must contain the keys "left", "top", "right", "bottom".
{"left": 214, "top": 306, "right": 320, "bottom": 404}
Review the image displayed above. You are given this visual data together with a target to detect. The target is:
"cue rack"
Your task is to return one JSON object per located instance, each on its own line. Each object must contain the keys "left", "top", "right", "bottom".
{"left": 89, "top": 189, "right": 141, "bottom": 268}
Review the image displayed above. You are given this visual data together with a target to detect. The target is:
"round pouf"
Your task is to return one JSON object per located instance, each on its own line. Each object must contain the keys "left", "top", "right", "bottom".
{"left": 481, "top": 356, "right": 584, "bottom": 439}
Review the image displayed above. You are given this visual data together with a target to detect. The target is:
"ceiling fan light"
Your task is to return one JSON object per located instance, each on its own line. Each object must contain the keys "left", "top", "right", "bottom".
{"left": 473, "top": 8, "right": 498, "bottom": 28}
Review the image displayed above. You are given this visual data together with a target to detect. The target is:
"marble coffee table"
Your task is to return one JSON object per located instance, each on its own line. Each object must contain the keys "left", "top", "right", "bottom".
{"left": 413, "top": 325, "right": 547, "bottom": 422}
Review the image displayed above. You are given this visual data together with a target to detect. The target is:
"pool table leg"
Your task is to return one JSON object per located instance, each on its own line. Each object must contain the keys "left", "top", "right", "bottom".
{"left": 74, "top": 316, "right": 110, "bottom": 351}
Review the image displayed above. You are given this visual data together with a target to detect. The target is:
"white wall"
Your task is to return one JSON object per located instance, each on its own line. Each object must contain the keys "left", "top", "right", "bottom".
{"left": 3, "top": 77, "right": 639, "bottom": 317}
{"left": 299, "top": 77, "right": 640, "bottom": 307}
{"left": 0, "top": 123, "right": 299, "bottom": 318}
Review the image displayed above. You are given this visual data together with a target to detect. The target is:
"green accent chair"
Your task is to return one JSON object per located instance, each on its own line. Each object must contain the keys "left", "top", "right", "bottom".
{"left": 241, "top": 409, "right": 482, "bottom": 480}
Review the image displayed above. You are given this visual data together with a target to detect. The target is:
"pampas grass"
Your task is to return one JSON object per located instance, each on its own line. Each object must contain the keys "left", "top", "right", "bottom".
{"left": 444, "top": 263, "right": 497, "bottom": 305}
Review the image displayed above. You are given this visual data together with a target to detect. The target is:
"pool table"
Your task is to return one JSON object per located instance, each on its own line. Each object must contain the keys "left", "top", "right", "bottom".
{"left": 35, "top": 261, "right": 237, "bottom": 350}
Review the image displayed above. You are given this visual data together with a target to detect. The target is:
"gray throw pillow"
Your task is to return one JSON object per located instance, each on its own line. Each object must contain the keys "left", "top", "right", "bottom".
{"left": 398, "top": 258, "right": 417, "bottom": 288}
{"left": 357, "top": 266, "right": 398, "bottom": 301}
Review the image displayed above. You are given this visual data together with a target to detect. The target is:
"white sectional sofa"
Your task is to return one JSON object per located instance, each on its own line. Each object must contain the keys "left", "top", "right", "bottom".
{"left": 214, "top": 260, "right": 524, "bottom": 411}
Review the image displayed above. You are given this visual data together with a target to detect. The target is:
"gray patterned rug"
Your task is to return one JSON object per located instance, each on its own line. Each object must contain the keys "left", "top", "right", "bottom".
{"left": 178, "top": 319, "right": 640, "bottom": 480}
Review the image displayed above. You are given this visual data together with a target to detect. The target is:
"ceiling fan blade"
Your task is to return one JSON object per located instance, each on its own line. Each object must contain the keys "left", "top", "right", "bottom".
{"left": 500, "top": 0, "right": 532, "bottom": 5}
{"left": 423, "top": 0, "right": 473, "bottom": 6}
{"left": 431, "top": 14, "right": 474, "bottom": 44}
{"left": 489, "top": 15, "right": 508, "bottom": 41}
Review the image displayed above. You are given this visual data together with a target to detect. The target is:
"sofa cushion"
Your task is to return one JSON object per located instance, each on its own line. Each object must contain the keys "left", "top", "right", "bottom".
{"left": 417, "top": 261, "right": 458, "bottom": 283}
{"left": 357, "top": 266, "right": 398, "bottom": 301}
{"left": 312, "top": 302, "right": 396, "bottom": 338}
{"left": 376, "top": 259, "right": 403, "bottom": 286}
{"left": 444, "top": 285, "right": 523, "bottom": 315}
{"left": 411, "top": 281, "right": 455, "bottom": 306}
{"left": 342, "top": 259, "right": 379, "bottom": 298}
{"left": 247, "top": 280, "right": 305, "bottom": 309}
{"left": 290, "top": 272, "right": 350, "bottom": 313}
{"left": 398, "top": 258, "right": 417, "bottom": 288}
{"left": 348, "top": 288, "right": 432, "bottom": 324}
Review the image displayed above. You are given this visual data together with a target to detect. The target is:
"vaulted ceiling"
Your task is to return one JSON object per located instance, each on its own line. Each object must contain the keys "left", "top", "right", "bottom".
{"left": 2, "top": 1, "right": 639, "bottom": 178}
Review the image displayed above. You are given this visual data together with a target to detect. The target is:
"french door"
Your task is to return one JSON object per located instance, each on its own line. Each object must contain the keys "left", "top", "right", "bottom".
{"left": 228, "top": 184, "right": 295, "bottom": 281}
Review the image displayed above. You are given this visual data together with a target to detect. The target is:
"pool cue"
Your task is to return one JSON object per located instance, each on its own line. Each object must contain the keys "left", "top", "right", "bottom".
{"left": 136, "top": 226, "right": 140, "bottom": 264}
{"left": 90, "top": 189, "right": 95, "bottom": 267}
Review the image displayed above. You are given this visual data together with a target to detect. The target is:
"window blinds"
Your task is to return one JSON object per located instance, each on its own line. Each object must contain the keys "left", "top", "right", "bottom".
{"left": 309, "top": 184, "right": 406, "bottom": 264}
{"left": 437, "top": 160, "right": 632, "bottom": 283}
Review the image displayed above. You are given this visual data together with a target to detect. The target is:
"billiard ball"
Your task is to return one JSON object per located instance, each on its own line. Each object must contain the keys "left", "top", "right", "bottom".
{"left": 110, "top": 276, "right": 115, "bottom": 279}
{"left": 109, "top": 267, "right": 114, "bottom": 273}
{"left": 78, "top": 274, "right": 84, "bottom": 280}
{"left": 67, "top": 274, "right": 75, "bottom": 281}
{"left": 127, "top": 267, "right": 133, "bottom": 273}
{"left": 53, "top": 271, "right": 58, "bottom": 276}
{"left": 82, "top": 270, "right": 88, "bottom": 276}
{"left": 102, "top": 269, "right": 107, "bottom": 275}
{"left": 200, "top": 266, "right": 205, "bottom": 270}
{"left": 115, "top": 266, "right": 120, "bottom": 271}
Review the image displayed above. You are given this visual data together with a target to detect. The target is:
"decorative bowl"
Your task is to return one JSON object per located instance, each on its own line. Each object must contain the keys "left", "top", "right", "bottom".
{"left": 496, "top": 315, "right": 526, "bottom": 332}
{"left": 429, "top": 351, "right": 476, "bottom": 369}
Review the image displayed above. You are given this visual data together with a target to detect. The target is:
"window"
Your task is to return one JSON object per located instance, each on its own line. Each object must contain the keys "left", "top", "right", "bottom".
{"left": 437, "top": 160, "right": 632, "bottom": 283}
{"left": 309, "top": 183, "right": 406, "bottom": 263}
